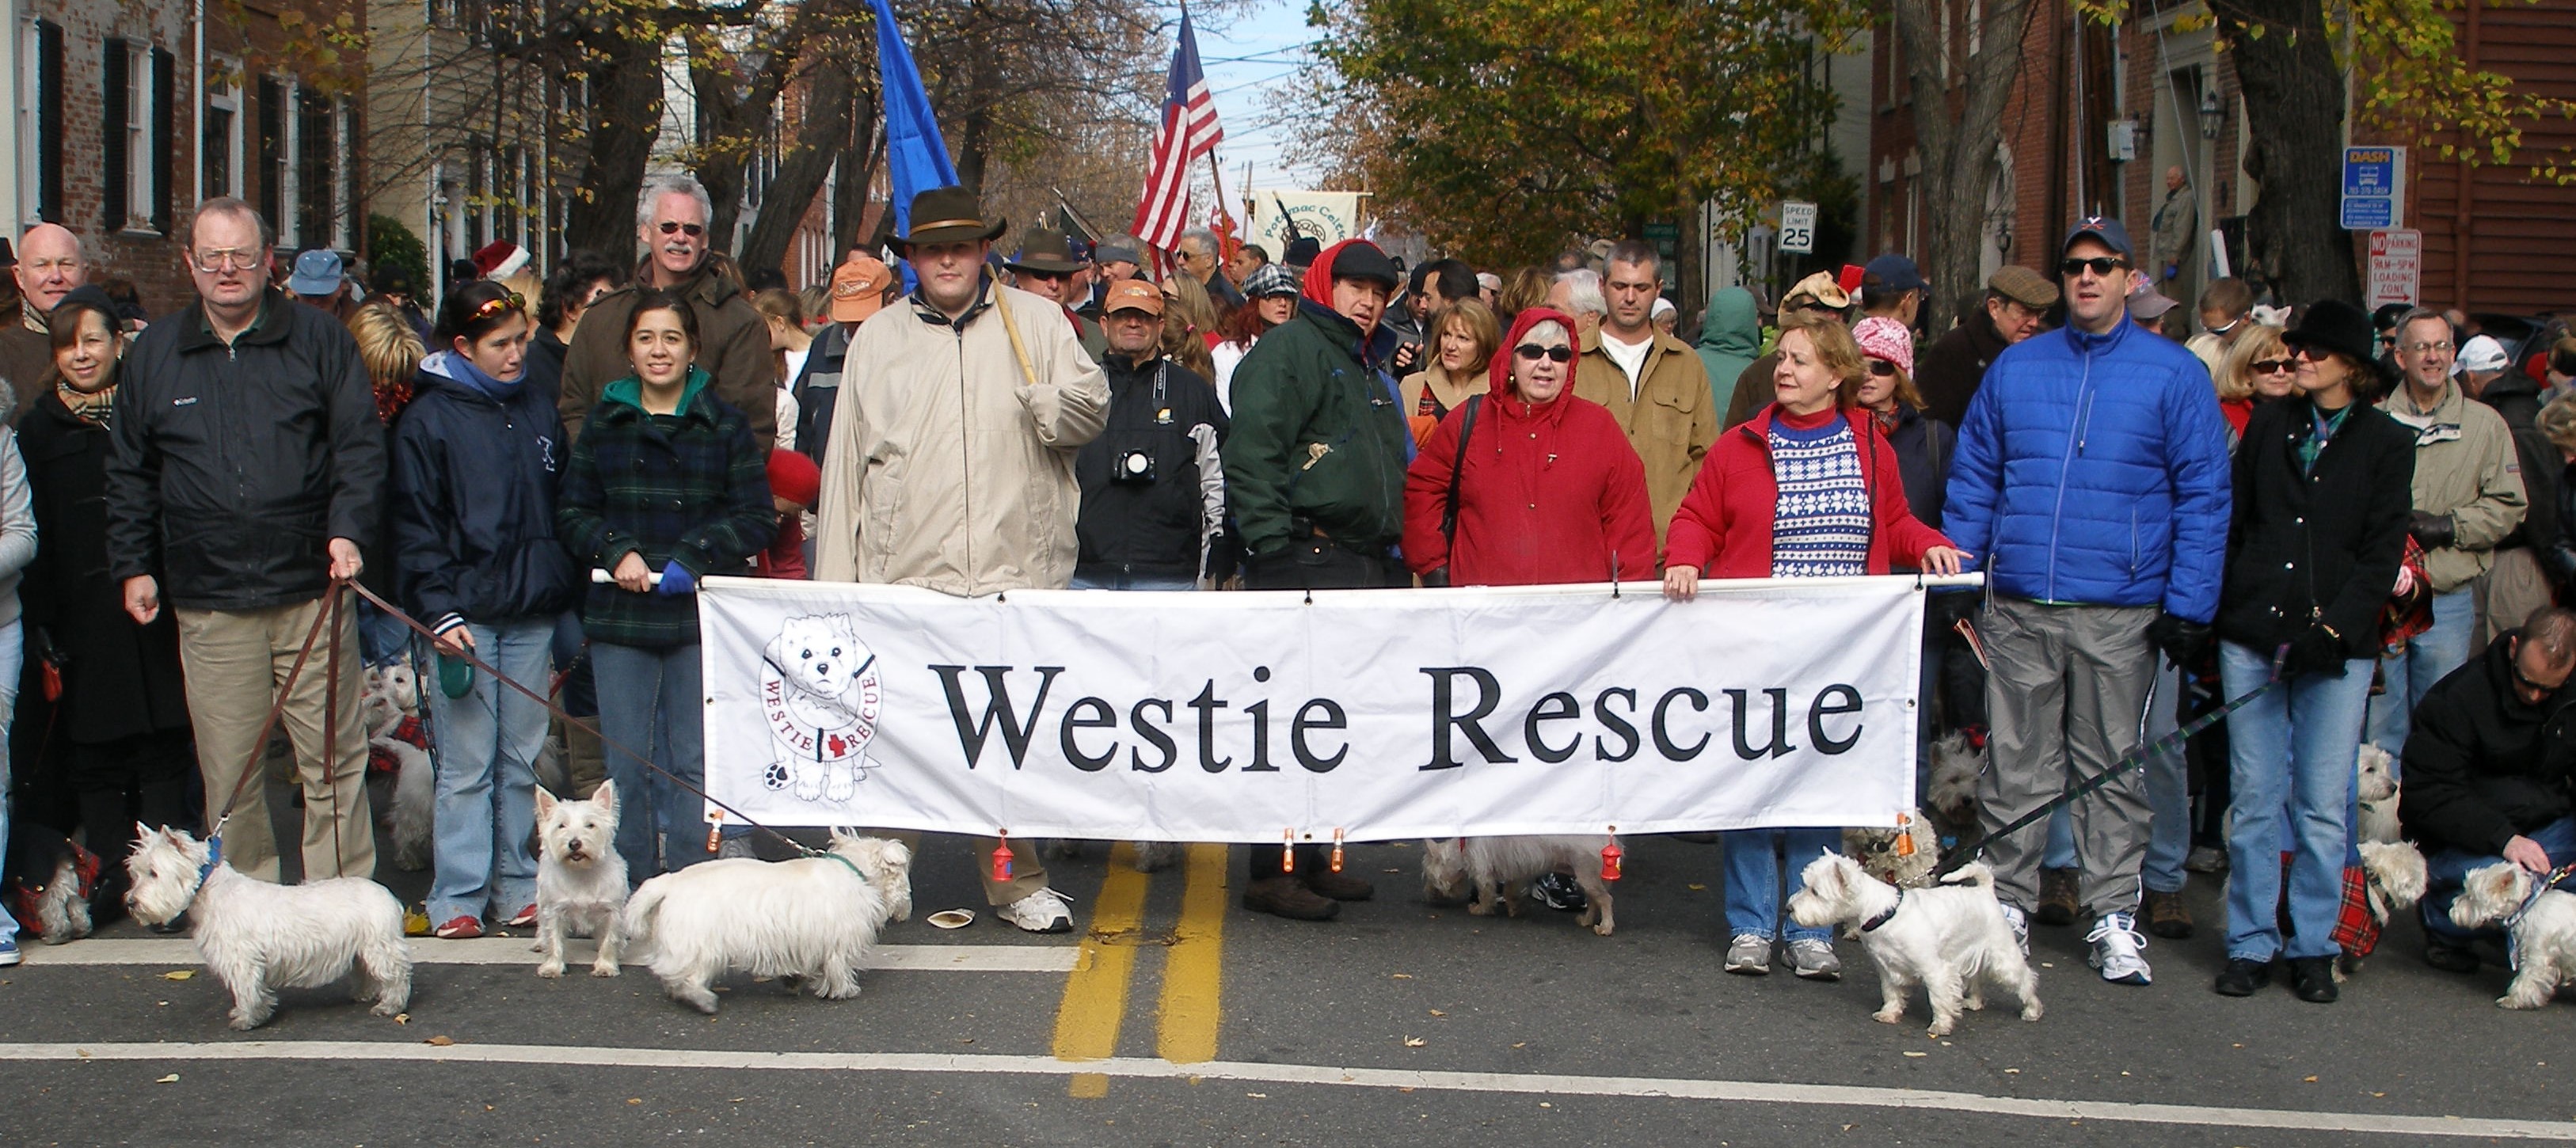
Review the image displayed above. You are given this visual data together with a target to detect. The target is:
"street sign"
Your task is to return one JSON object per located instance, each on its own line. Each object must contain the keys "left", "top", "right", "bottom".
{"left": 2366, "top": 228, "right": 2422, "bottom": 310}
{"left": 1642, "top": 221, "right": 1679, "bottom": 260}
{"left": 2340, "top": 146, "right": 2406, "bottom": 231}
{"left": 1778, "top": 201, "right": 1817, "bottom": 254}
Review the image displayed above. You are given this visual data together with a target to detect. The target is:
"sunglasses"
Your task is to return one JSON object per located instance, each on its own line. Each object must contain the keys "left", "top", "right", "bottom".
{"left": 466, "top": 291, "right": 527, "bottom": 323}
{"left": 1514, "top": 344, "right": 1574, "bottom": 363}
{"left": 2293, "top": 344, "right": 2336, "bottom": 363}
{"left": 1017, "top": 268, "right": 1067, "bottom": 283}
{"left": 2059, "top": 257, "right": 2130, "bottom": 277}
{"left": 1867, "top": 359, "right": 1898, "bottom": 377}
{"left": 2248, "top": 358, "right": 2295, "bottom": 374}
{"left": 656, "top": 221, "right": 706, "bottom": 237}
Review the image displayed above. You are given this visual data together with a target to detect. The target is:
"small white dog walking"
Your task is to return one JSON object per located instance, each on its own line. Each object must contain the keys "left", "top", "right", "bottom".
{"left": 621, "top": 832, "right": 914, "bottom": 1014}
{"left": 1788, "top": 853, "right": 2042, "bottom": 1036}
{"left": 2447, "top": 861, "right": 2576, "bottom": 1009}
{"left": 124, "top": 825, "right": 413, "bottom": 1030}
{"left": 533, "top": 781, "right": 630, "bottom": 979}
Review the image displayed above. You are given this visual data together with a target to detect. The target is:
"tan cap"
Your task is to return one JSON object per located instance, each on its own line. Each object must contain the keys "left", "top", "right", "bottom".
{"left": 1103, "top": 279, "right": 1165, "bottom": 317}
{"left": 1784, "top": 270, "right": 1851, "bottom": 310}
{"left": 831, "top": 256, "right": 893, "bottom": 323}
{"left": 1989, "top": 264, "right": 2061, "bottom": 310}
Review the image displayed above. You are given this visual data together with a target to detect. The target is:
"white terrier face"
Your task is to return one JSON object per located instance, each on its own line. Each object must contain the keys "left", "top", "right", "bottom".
{"left": 773, "top": 615, "right": 868, "bottom": 700}
{"left": 1419, "top": 838, "right": 1471, "bottom": 903}
{"left": 1926, "top": 733, "right": 1984, "bottom": 826}
{"left": 1787, "top": 851, "right": 1864, "bottom": 929}
{"left": 2355, "top": 745, "right": 2399, "bottom": 804}
{"left": 2357, "top": 839, "right": 2428, "bottom": 910}
{"left": 2450, "top": 862, "right": 2534, "bottom": 930}
{"left": 830, "top": 831, "right": 915, "bottom": 922}
{"left": 124, "top": 825, "right": 211, "bottom": 926}
{"left": 380, "top": 662, "right": 420, "bottom": 714}
{"left": 538, "top": 781, "right": 619, "bottom": 868}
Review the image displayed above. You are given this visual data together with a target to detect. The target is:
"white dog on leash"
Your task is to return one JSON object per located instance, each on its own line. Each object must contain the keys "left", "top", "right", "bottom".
{"left": 620, "top": 832, "right": 914, "bottom": 1014}
{"left": 533, "top": 781, "right": 629, "bottom": 979}
{"left": 760, "top": 614, "right": 881, "bottom": 804}
{"left": 124, "top": 825, "right": 412, "bottom": 1030}
{"left": 1419, "top": 836, "right": 1616, "bottom": 936}
{"left": 1789, "top": 853, "right": 2042, "bottom": 1036}
{"left": 2448, "top": 861, "right": 2575, "bottom": 1009}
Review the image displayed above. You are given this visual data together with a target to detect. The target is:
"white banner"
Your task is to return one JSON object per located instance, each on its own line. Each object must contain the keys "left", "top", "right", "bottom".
{"left": 696, "top": 576, "right": 1927, "bottom": 842}
{"left": 1246, "top": 191, "right": 1368, "bottom": 257}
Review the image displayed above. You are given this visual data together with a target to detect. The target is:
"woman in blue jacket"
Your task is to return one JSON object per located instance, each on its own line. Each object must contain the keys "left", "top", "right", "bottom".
{"left": 391, "top": 281, "right": 581, "bottom": 940}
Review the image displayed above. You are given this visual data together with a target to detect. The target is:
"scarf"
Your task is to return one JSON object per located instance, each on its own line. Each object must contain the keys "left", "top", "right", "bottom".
{"left": 58, "top": 381, "right": 115, "bottom": 426}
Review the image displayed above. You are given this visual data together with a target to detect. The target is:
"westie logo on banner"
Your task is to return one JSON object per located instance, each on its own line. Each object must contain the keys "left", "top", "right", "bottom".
{"left": 759, "top": 614, "right": 883, "bottom": 803}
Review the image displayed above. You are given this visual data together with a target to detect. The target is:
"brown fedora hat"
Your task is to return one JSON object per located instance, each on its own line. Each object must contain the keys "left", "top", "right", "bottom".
{"left": 1004, "top": 226, "right": 1083, "bottom": 275}
{"left": 894, "top": 186, "right": 1006, "bottom": 249}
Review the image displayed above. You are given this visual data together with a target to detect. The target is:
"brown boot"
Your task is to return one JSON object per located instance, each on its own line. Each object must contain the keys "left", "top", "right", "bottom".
{"left": 2144, "top": 888, "right": 2194, "bottom": 939}
{"left": 2035, "top": 867, "right": 2079, "bottom": 926}
{"left": 1303, "top": 865, "right": 1376, "bottom": 902}
{"left": 1242, "top": 876, "right": 1339, "bottom": 921}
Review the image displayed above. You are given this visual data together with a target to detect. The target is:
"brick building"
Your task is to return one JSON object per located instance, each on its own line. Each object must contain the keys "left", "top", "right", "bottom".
{"left": 10, "top": 0, "right": 370, "bottom": 317}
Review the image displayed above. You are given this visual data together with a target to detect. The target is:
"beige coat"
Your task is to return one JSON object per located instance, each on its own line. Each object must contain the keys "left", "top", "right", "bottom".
{"left": 2380, "top": 380, "right": 2527, "bottom": 595}
{"left": 813, "top": 281, "right": 1110, "bottom": 595}
{"left": 1572, "top": 325, "right": 1718, "bottom": 549}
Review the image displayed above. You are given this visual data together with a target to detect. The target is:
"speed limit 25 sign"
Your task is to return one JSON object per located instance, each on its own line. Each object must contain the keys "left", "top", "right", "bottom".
{"left": 1778, "top": 201, "right": 1818, "bottom": 254}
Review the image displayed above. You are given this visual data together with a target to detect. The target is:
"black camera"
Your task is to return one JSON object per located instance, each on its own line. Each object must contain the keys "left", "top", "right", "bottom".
{"left": 1113, "top": 448, "right": 1157, "bottom": 484}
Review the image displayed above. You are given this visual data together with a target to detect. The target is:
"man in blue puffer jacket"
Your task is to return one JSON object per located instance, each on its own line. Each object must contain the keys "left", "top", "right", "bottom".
{"left": 1945, "top": 217, "right": 2232, "bottom": 988}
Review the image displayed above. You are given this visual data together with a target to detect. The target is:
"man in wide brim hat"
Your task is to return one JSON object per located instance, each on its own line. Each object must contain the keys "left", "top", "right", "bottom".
{"left": 890, "top": 185, "right": 1007, "bottom": 250}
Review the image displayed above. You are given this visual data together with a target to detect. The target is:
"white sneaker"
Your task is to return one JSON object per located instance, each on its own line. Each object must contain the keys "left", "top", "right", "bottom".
{"left": 1787, "top": 938, "right": 1841, "bottom": 981}
{"left": 998, "top": 888, "right": 1075, "bottom": 934}
{"left": 2000, "top": 903, "right": 2030, "bottom": 954}
{"left": 1724, "top": 933, "right": 1771, "bottom": 975}
{"left": 2086, "top": 910, "right": 2152, "bottom": 986}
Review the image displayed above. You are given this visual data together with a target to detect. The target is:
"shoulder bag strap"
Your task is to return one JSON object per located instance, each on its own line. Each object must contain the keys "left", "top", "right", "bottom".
{"left": 1440, "top": 394, "right": 1484, "bottom": 554}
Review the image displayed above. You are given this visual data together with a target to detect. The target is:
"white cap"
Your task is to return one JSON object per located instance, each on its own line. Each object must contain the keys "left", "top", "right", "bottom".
{"left": 2456, "top": 334, "right": 2509, "bottom": 374}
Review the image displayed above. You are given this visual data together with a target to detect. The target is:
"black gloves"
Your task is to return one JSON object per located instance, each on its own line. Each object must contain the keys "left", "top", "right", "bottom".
{"left": 2146, "top": 611, "right": 2212, "bottom": 668}
{"left": 2281, "top": 623, "right": 2351, "bottom": 679}
{"left": 2409, "top": 510, "right": 2458, "bottom": 551}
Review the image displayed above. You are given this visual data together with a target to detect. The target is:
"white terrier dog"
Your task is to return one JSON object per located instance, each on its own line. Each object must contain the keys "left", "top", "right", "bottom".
{"left": 2448, "top": 861, "right": 2575, "bottom": 1009}
{"left": 1923, "top": 732, "right": 1985, "bottom": 838}
{"left": 380, "top": 736, "right": 434, "bottom": 872}
{"left": 124, "top": 825, "right": 412, "bottom": 1030}
{"left": 532, "top": 781, "right": 629, "bottom": 979}
{"left": 2337, "top": 839, "right": 2430, "bottom": 982}
{"left": 1419, "top": 836, "right": 1615, "bottom": 936}
{"left": 620, "top": 833, "right": 914, "bottom": 1013}
{"left": 2355, "top": 745, "right": 2403, "bottom": 845}
{"left": 1788, "top": 853, "right": 2042, "bottom": 1036}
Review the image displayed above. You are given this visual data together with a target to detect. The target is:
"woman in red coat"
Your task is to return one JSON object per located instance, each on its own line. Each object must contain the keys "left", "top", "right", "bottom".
{"left": 1404, "top": 307, "right": 1657, "bottom": 587}
{"left": 1658, "top": 318, "right": 1963, "bottom": 983}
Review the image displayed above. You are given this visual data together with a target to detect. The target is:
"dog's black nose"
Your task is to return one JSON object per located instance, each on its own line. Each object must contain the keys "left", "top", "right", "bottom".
{"left": 816, "top": 663, "right": 831, "bottom": 675}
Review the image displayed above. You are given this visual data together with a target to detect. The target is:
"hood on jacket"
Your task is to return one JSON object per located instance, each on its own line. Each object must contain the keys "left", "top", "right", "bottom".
{"left": 418, "top": 348, "right": 526, "bottom": 402}
{"left": 1299, "top": 239, "right": 1398, "bottom": 310}
{"left": 1293, "top": 240, "right": 1402, "bottom": 371}
{"left": 1491, "top": 307, "right": 1581, "bottom": 408}
{"left": 1698, "top": 288, "right": 1761, "bottom": 359}
{"left": 600, "top": 365, "right": 713, "bottom": 420}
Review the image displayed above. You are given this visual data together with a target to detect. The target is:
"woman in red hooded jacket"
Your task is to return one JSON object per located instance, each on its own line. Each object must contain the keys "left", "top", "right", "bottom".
{"left": 1661, "top": 317, "right": 1964, "bottom": 983}
{"left": 1403, "top": 307, "right": 1657, "bottom": 586}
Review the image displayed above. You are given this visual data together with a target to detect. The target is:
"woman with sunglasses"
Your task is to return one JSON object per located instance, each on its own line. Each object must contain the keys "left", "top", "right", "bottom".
{"left": 1662, "top": 319, "right": 1961, "bottom": 981}
{"left": 390, "top": 279, "right": 584, "bottom": 938}
{"left": 1402, "top": 307, "right": 1654, "bottom": 588}
{"left": 2213, "top": 324, "right": 2296, "bottom": 440}
{"left": 2209, "top": 298, "right": 2414, "bottom": 1003}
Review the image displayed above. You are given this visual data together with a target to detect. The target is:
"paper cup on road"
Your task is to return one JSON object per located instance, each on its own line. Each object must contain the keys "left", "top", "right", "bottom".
{"left": 927, "top": 909, "right": 976, "bottom": 929}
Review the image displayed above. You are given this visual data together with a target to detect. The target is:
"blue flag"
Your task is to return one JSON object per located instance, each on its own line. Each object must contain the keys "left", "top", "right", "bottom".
{"left": 873, "top": 0, "right": 956, "bottom": 244}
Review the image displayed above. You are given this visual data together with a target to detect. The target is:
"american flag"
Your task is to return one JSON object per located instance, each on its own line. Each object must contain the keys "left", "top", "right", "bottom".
{"left": 1130, "top": 9, "right": 1223, "bottom": 260}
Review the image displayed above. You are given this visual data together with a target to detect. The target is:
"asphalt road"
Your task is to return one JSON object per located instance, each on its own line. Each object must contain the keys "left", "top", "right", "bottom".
{"left": 4, "top": 796, "right": 2572, "bottom": 1146}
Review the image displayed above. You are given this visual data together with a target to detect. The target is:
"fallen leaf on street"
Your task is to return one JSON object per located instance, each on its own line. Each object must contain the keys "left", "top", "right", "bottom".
{"left": 1687, "top": 884, "right": 1707, "bottom": 891}
{"left": 1428, "top": 1009, "right": 1446, "bottom": 1017}
{"left": 1903, "top": 1051, "right": 1927, "bottom": 1059}
{"left": 425, "top": 1036, "right": 456, "bottom": 1047}
{"left": 154, "top": 1074, "right": 178, "bottom": 1084}
{"left": 161, "top": 971, "right": 193, "bottom": 981}
{"left": 1245, "top": 1093, "right": 1267, "bottom": 1099}
{"left": 1512, "top": 1042, "right": 1527, "bottom": 1048}
{"left": 627, "top": 1098, "right": 644, "bottom": 1105}
{"left": 1391, "top": 973, "right": 1413, "bottom": 979}
{"left": 1402, "top": 1036, "right": 1426, "bottom": 1047}
{"left": 2304, "top": 1076, "right": 2318, "bottom": 1083}
{"left": 392, "top": 1013, "right": 409, "bottom": 1025}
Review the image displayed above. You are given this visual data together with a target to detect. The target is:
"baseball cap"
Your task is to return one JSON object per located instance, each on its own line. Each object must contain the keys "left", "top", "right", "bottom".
{"left": 2061, "top": 215, "right": 2136, "bottom": 261}
{"left": 2456, "top": 333, "right": 2510, "bottom": 374}
{"left": 1102, "top": 279, "right": 1165, "bottom": 317}
{"left": 1094, "top": 236, "right": 1143, "bottom": 266}
{"left": 289, "top": 249, "right": 345, "bottom": 295}
{"left": 2126, "top": 288, "right": 2180, "bottom": 321}
{"left": 830, "top": 256, "right": 893, "bottom": 323}
{"left": 1988, "top": 265, "right": 2061, "bottom": 310}
{"left": 1784, "top": 270, "right": 1851, "bottom": 311}
{"left": 1863, "top": 253, "right": 1926, "bottom": 295}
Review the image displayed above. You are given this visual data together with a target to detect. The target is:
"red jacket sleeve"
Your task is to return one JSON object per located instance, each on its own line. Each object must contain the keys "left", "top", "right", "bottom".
{"left": 1596, "top": 428, "right": 1659, "bottom": 580}
{"left": 1402, "top": 406, "right": 1466, "bottom": 575}
{"left": 1869, "top": 429, "right": 1954, "bottom": 568}
{"left": 1663, "top": 449, "right": 1726, "bottom": 571}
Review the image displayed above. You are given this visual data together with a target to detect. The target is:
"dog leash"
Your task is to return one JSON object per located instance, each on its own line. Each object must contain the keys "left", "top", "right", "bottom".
{"left": 2502, "top": 862, "right": 2576, "bottom": 969}
{"left": 1932, "top": 646, "right": 2288, "bottom": 880}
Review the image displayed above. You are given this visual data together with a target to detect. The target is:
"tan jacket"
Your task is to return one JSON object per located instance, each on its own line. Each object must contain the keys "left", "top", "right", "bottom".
{"left": 1573, "top": 325, "right": 1718, "bottom": 549}
{"left": 2380, "top": 380, "right": 2527, "bottom": 594}
{"left": 813, "top": 280, "right": 1110, "bottom": 595}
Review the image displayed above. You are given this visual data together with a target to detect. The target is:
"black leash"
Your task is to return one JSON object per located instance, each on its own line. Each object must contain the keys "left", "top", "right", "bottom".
{"left": 1932, "top": 646, "right": 2286, "bottom": 879}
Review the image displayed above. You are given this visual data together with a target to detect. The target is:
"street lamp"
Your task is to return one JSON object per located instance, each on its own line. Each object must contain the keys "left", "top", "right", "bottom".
{"left": 2198, "top": 88, "right": 2224, "bottom": 140}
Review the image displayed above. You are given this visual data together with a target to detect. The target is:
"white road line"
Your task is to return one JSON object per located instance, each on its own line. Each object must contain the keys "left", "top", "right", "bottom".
{"left": 0, "top": 1040, "right": 2562, "bottom": 1141}
{"left": 14, "top": 939, "right": 1075, "bottom": 973}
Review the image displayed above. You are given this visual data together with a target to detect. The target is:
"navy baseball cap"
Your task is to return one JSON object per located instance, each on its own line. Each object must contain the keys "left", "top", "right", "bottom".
{"left": 1863, "top": 253, "right": 1926, "bottom": 295}
{"left": 2060, "top": 216, "right": 2135, "bottom": 261}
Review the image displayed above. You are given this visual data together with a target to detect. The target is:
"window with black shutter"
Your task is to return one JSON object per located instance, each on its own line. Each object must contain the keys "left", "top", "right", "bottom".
{"left": 257, "top": 77, "right": 285, "bottom": 230}
{"left": 103, "top": 41, "right": 127, "bottom": 231}
{"left": 297, "top": 89, "right": 331, "bottom": 248}
{"left": 36, "top": 21, "right": 65, "bottom": 222}
{"left": 154, "top": 48, "right": 177, "bottom": 233}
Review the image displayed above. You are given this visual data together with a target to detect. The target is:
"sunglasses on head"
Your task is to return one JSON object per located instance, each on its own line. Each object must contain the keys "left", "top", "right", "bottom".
{"left": 466, "top": 291, "right": 527, "bottom": 323}
{"left": 2249, "top": 357, "right": 2295, "bottom": 374}
{"left": 656, "top": 221, "right": 706, "bottom": 237}
{"left": 2059, "top": 256, "right": 2129, "bottom": 277}
{"left": 1514, "top": 344, "right": 1573, "bottom": 363}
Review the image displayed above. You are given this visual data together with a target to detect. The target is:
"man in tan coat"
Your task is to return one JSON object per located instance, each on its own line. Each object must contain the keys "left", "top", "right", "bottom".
{"left": 1573, "top": 241, "right": 1717, "bottom": 553}
{"left": 558, "top": 176, "right": 775, "bottom": 444}
{"left": 814, "top": 186, "right": 1109, "bottom": 932}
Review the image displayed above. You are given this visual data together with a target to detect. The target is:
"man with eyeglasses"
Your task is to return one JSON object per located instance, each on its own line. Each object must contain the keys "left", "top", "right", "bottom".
{"left": 2, "top": 222, "right": 91, "bottom": 422}
{"left": 104, "top": 196, "right": 387, "bottom": 885}
{"left": 1917, "top": 264, "right": 2060, "bottom": 430}
{"left": 2399, "top": 605, "right": 2576, "bottom": 975}
{"left": 557, "top": 176, "right": 775, "bottom": 445}
{"left": 1005, "top": 226, "right": 1106, "bottom": 363}
{"left": 1573, "top": 240, "right": 1715, "bottom": 549}
{"left": 1944, "top": 216, "right": 2232, "bottom": 989}
{"left": 2367, "top": 306, "right": 2527, "bottom": 757}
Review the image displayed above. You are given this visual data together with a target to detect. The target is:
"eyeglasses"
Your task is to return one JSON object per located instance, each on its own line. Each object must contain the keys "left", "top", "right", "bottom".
{"left": 466, "top": 291, "right": 527, "bottom": 323}
{"left": 2059, "top": 257, "right": 2130, "bottom": 278}
{"left": 1867, "top": 359, "right": 1898, "bottom": 377}
{"left": 2401, "top": 340, "right": 2453, "bottom": 355}
{"left": 1017, "top": 269, "right": 1067, "bottom": 283}
{"left": 2248, "top": 358, "right": 2295, "bottom": 374}
{"left": 2207, "top": 317, "right": 2243, "bottom": 336}
{"left": 1514, "top": 344, "right": 1574, "bottom": 363}
{"left": 656, "top": 221, "right": 706, "bottom": 237}
{"left": 2293, "top": 344, "right": 2336, "bottom": 363}
{"left": 190, "top": 246, "right": 266, "bottom": 273}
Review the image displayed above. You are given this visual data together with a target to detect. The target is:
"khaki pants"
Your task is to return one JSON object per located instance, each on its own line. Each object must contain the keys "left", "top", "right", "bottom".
{"left": 2474, "top": 547, "right": 2555, "bottom": 648}
{"left": 177, "top": 597, "right": 375, "bottom": 884}
{"left": 877, "top": 831, "right": 1050, "bottom": 907}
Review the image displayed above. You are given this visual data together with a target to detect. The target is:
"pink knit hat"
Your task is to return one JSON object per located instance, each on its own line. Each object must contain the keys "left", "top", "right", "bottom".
{"left": 1851, "top": 316, "right": 1915, "bottom": 377}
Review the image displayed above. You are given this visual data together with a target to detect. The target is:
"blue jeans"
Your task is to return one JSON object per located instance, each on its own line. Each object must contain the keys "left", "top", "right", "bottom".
{"left": 1722, "top": 827, "right": 1838, "bottom": 943}
{"left": 2423, "top": 815, "right": 2576, "bottom": 942}
{"left": 2365, "top": 587, "right": 2475, "bottom": 758}
{"left": 426, "top": 620, "right": 551, "bottom": 924}
{"left": 2045, "top": 808, "right": 2077, "bottom": 869}
{"left": 591, "top": 641, "right": 706, "bottom": 880}
{"left": 2143, "top": 662, "right": 2190, "bottom": 894}
{"left": 356, "top": 598, "right": 413, "bottom": 667}
{"left": 1068, "top": 569, "right": 1198, "bottom": 591}
{"left": 0, "top": 618, "right": 21, "bottom": 947}
{"left": 2219, "top": 641, "right": 2372, "bottom": 960}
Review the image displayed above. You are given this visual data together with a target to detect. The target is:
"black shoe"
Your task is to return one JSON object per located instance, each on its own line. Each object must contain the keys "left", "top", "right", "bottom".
{"left": 2289, "top": 956, "right": 2338, "bottom": 1003}
{"left": 2423, "top": 938, "right": 2480, "bottom": 974}
{"left": 2213, "top": 957, "right": 2271, "bottom": 997}
{"left": 1531, "top": 872, "right": 1589, "bottom": 912}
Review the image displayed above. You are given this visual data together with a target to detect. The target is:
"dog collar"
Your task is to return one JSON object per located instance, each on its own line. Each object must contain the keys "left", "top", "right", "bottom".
{"left": 177, "top": 834, "right": 223, "bottom": 914}
{"left": 2503, "top": 863, "right": 2575, "bottom": 969}
{"left": 1860, "top": 889, "right": 1904, "bottom": 933}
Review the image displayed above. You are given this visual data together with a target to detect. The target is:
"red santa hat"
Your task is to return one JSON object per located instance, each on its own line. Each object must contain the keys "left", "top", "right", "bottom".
{"left": 471, "top": 241, "right": 531, "bottom": 280}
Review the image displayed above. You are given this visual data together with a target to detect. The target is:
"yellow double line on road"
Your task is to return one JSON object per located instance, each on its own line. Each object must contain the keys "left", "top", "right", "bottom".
{"left": 1050, "top": 842, "right": 1228, "bottom": 1097}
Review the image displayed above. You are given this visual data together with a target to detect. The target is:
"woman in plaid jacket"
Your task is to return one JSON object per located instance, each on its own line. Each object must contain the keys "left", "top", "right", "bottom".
{"left": 557, "top": 289, "right": 775, "bottom": 880}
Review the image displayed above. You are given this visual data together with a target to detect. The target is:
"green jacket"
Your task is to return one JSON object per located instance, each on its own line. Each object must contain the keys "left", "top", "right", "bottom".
{"left": 1223, "top": 300, "right": 1410, "bottom": 555}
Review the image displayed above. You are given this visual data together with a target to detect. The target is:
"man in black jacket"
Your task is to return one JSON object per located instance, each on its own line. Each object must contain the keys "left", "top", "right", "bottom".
{"left": 1071, "top": 279, "right": 1227, "bottom": 590}
{"left": 105, "top": 197, "right": 387, "bottom": 884}
{"left": 2403, "top": 608, "right": 2576, "bottom": 972}
{"left": 1915, "top": 265, "right": 2059, "bottom": 429}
